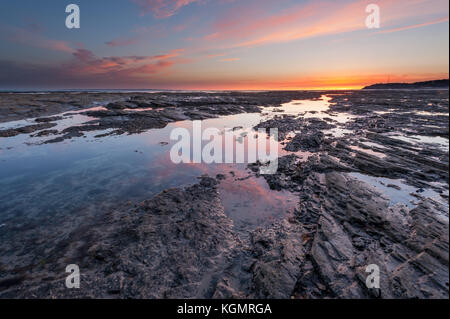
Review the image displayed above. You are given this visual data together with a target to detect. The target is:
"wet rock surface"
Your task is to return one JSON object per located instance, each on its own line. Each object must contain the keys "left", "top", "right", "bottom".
{"left": 250, "top": 89, "right": 449, "bottom": 298}
{"left": 284, "top": 131, "right": 324, "bottom": 152}
{"left": 0, "top": 122, "right": 57, "bottom": 137}
{"left": 0, "top": 92, "right": 132, "bottom": 123}
{"left": 1, "top": 91, "right": 323, "bottom": 143}
{"left": 0, "top": 90, "right": 448, "bottom": 299}
{"left": 293, "top": 172, "right": 448, "bottom": 299}
{"left": 255, "top": 116, "right": 335, "bottom": 140}
{"left": 0, "top": 176, "right": 306, "bottom": 298}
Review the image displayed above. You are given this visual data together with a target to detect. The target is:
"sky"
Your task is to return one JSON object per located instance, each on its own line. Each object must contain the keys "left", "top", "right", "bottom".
{"left": 0, "top": 0, "right": 448, "bottom": 90}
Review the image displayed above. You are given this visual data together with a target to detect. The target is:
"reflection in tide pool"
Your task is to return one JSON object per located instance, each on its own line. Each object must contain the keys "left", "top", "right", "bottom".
{"left": 273, "top": 96, "right": 356, "bottom": 124}
{"left": 0, "top": 96, "right": 340, "bottom": 231}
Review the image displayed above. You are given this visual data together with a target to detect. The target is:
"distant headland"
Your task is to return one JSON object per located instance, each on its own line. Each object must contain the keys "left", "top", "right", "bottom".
{"left": 363, "top": 79, "right": 449, "bottom": 90}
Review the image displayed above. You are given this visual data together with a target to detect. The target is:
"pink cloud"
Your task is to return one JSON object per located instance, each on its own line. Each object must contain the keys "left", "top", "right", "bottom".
{"left": 206, "top": 53, "right": 227, "bottom": 58}
{"left": 131, "top": 0, "right": 201, "bottom": 18}
{"left": 105, "top": 24, "right": 170, "bottom": 48}
{"left": 0, "top": 47, "right": 187, "bottom": 89}
{"left": 1, "top": 25, "right": 75, "bottom": 53}
{"left": 65, "top": 48, "right": 185, "bottom": 76}
{"left": 1, "top": 23, "right": 186, "bottom": 79}
{"left": 197, "top": 0, "right": 449, "bottom": 49}
{"left": 105, "top": 37, "right": 140, "bottom": 47}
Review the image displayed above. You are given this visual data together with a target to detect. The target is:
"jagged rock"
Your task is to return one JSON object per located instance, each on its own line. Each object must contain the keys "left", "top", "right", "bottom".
{"left": 0, "top": 177, "right": 238, "bottom": 298}
{"left": 249, "top": 220, "right": 306, "bottom": 299}
{"left": 296, "top": 171, "right": 449, "bottom": 299}
{"left": 0, "top": 123, "right": 57, "bottom": 137}
{"left": 284, "top": 131, "right": 325, "bottom": 152}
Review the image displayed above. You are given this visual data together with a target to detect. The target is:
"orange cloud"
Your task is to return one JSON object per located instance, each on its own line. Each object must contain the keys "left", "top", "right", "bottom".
{"left": 220, "top": 58, "right": 240, "bottom": 62}
{"left": 65, "top": 48, "right": 185, "bottom": 77}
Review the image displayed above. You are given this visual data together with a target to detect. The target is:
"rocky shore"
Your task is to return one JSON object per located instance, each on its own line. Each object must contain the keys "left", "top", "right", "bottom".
{"left": 0, "top": 89, "right": 448, "bottom": 299}
{"left": 0, "top": 91, "right": 322, "bottom": 140}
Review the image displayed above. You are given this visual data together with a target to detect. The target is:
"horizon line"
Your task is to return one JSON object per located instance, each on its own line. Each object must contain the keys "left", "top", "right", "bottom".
{"left": 1, "top": 79, "right": 448, "bottom": 93}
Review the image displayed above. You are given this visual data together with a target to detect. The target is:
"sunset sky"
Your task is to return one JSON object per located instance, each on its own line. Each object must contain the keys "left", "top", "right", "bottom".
{"left": 0, "top": 0, "right": 448, "bottom": 90}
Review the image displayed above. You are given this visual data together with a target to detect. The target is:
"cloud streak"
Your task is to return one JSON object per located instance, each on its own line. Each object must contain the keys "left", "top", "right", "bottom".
{"left": 64, "top": 48, "right": 184, "bottom": 77}
{"left": 131, "top": 0, "right": 201, "bottom": 18}
{"left": 219, "top": 58, "right": 240, "bottom": 62}
{"left": 375, "top": 16, "right": 449, "bottom": 34}
{"left": 1, "top": 25, "right": 75, "bottom": 53}
{"left": 105, "top": 37, "right": 140, "bottom": 47}
{"left": 197, "top": 0, "right": 449, "bottom": 49}
{"left": 0, "top": 47, "right": 186, "bottom": 89}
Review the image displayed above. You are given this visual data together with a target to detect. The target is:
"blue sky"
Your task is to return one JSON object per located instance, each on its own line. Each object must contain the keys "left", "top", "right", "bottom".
{"left": 0, "top": 0, "right": 448, "bottom": 89}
